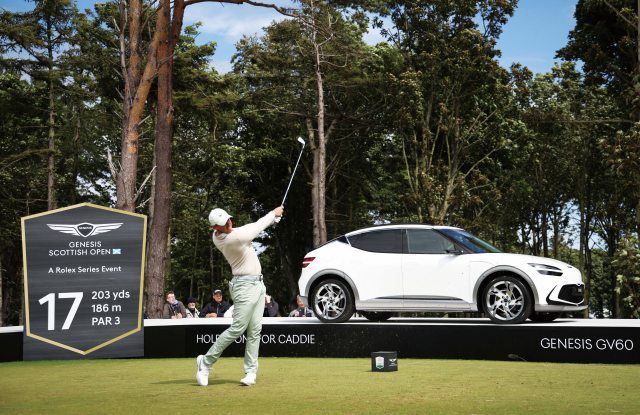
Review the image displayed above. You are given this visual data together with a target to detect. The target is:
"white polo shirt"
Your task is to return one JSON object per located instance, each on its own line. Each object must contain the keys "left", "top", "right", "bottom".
{"left": 212, "top": 211, "right": 276, "bottom": 276}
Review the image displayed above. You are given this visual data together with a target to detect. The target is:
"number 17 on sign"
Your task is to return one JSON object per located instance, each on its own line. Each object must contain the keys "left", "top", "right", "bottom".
{"left": 38, "top": 292, "right": 83, "bottom": 330}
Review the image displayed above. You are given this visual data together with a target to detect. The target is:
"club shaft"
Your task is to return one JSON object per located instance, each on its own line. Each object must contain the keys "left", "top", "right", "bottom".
{"left": 282, "top": 143, "right": 305, "bottom": 206}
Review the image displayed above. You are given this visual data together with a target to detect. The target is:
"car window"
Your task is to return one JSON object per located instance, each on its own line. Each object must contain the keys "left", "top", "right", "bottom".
{"left": 405, "top": 229, "right": 455, "bottom": 254}
{"left": 438, "top": 228, "right": 501, "bottom": 253}
{"left": 348, "top": 229, "right": 402, "bottom": 253}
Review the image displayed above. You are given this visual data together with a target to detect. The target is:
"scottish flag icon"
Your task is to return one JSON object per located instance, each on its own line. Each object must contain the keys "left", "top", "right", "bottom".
{"left": 112, "top": 249, "right": 121, "bottom": 254}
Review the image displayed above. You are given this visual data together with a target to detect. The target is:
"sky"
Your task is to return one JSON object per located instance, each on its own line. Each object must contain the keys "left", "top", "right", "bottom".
{"left": 5, "top": 0, "right": 579, "bottom": 75}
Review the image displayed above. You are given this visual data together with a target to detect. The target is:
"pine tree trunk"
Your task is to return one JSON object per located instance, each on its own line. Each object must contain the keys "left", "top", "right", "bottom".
{"left": 115, "top": 0, "right": 160, "bottom": 212}
{"left": 166, "top": 231, "right": 172, "bottom": 279}
{"left": 141, "top": 0, "right": 185, "bottom": 318}
{"left": 584, "top": 240, "right": 591, "bottom": 318}
{"left": 553, "top": 210, "right": 560, "bottom": 259}
{"left": 143, "top": 118, "right": 157, "bottom": 305}
{"left": 311, "top": 23, "right": 327, "bottom": 247}
{"left": 189, "top": 228, "right": 200, "bottom": 297}
{"left": 531, "top": 214, "right": 538, "bottom": 256}
{"left": 578, "top": 141, "right": 586, "bottom": 317}
{"left": 144, "top": 0, "right": 173, "bottom": 318}
{"left": 47, "top": 42, "right": 56, "bottom": 211}
{"left": 149, "top": 113, "right": 158, "bottom": 227}
{"left": 70, "top": 108, "right": 81, "bottom": 205}
{"left": 116, "top": 0, "right": 142, "bottom": 212}
{"left": 578, "top": 196, "right": 584, "bottom": 285}
{"left": 274, "top": 234, "right": 298, "bottom": 309}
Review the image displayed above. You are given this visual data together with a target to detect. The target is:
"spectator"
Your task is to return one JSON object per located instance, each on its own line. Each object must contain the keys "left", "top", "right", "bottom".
{"left": 289, "top": 295, "right": 314, "bottom": 317}
{"left": 143, "top": 306, "right": 149, "bottom": 319}
{"left": 185, "top": 297, "right": 200, "bottom": 318}
{"left": 200, "top": 289, "right": 231, "bottom": 318}
{"left": 264, "top": 294, "right": 279, "bottom": 317}
{"left": 163, "top": 291, "right": 187, "bottom": 319}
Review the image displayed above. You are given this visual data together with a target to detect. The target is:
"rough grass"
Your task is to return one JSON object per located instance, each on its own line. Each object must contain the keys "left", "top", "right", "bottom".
{"left": 0, "top": 357, "right": 638, "bottom": 414}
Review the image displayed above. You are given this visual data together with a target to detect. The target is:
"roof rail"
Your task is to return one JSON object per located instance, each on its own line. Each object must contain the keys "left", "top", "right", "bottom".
{"left": 348, "top": 222, "right": 433, "bottom": 233}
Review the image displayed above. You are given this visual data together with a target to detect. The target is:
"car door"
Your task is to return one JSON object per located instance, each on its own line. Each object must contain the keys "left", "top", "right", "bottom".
{"left": 343, "top": 229, "right": 403, "bottom": 309}
{"left": 401, "top": 229, "right": 471, "bottom": 309}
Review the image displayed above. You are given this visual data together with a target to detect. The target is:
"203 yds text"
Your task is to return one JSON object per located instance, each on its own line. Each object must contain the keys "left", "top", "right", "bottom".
{"left": 91, "top": 290, "right": 130, "bottom": 326}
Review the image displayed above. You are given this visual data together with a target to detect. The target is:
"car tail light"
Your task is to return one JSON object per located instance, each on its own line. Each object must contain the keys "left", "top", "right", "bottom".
{"left": 302, "top": 257, "right": 315, "bottom": 268}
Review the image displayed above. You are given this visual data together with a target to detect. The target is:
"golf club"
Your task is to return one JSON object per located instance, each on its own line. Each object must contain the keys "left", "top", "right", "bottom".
{"left": 275, "top": 137, "right": 306, "bottom": 223}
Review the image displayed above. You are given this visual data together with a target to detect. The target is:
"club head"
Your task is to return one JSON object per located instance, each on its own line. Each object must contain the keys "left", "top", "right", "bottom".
{"left": 297, "top": 137, "right": 305, "bottom": 146}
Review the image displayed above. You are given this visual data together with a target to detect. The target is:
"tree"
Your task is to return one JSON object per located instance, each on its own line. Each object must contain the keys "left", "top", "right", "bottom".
{"left": 234, "top": 0, "right": 383, "bottom": 246}
{"left": 523, "top": 68, "right": 578, "bottom": 258}
{"left": 105, "top": 0, "right": 324, "bottom": 317}
{"left": 381, "top": 0, "right": 522, "bottom": 225}
{"left": 0, "top": 71, "right": 48, "bottom": 325}
{"left": 612, "top": 233, "right": 640, "bottom": 317}
{"left": 557, "top": 0, "right": 640, "bottom": 317}
{"left": 0, "top": 0, "right": 106, "bottom": 325}
{"left": 151, "top": 25, "right": 245, "bottom": 312}
{"left": 558, "top": 0, "right": 639, "bottom": 103}
{"left": 91, "top": 0, "right": 382, "bottom": 316}
{"left": 0, "top": 0, "right": 79, "bottom": 210}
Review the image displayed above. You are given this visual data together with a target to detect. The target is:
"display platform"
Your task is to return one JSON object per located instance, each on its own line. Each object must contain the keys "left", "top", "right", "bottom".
{"left": 2, "top": 317, "right": 639, "bottom": 364}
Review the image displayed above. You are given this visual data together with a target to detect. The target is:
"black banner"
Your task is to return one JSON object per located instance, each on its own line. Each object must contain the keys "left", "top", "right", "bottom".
{"left": 143, "top": 319, "right": 640, "bottom": 364}
{"left": 3, "top": 319, "right": 639, "bottom": 364}
{"left": 21, "top": 204, "right": 146, "bottom": 361}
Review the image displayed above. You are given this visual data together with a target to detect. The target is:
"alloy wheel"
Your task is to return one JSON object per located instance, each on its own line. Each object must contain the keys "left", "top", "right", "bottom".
{"left": 314, "top": 282, "right": 347, "bottom": 320}
{"left": 485, "top": 280, "right": 525, "bottom": 321}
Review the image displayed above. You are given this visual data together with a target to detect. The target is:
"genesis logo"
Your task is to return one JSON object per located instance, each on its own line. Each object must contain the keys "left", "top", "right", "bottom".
{"left": 47, "top": 223, "right": 123, "bottom": 238}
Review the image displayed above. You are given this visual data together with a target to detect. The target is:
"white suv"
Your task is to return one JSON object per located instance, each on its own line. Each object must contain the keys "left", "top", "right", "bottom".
{"left": 298, "top": 224, "right": 587, "bottom": 324}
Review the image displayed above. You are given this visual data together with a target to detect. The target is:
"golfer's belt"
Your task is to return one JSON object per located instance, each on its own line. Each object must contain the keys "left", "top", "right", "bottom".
{"left": 232, "top": 274, "right": 263, "bottom": 282}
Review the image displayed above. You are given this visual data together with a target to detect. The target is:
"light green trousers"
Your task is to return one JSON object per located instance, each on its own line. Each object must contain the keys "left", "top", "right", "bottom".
{"left": 202, "top": 279, "right": 266, "bottom": 374}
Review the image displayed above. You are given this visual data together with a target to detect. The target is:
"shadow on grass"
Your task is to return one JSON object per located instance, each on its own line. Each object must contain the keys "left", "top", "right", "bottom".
{"left": 153, "top": 378, "right": 238, "bottom": 386}
{"left": 208, "top": 379, "right": 240, "bottom": 386}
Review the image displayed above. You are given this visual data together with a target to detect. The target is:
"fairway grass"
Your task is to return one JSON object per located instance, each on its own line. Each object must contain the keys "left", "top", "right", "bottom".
{"left": 0, "top": 358, "right": 638, "bottom": 414}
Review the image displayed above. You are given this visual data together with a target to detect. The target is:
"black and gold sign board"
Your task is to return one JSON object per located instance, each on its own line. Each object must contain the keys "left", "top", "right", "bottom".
{"left": 21, "top": 204, "right": 146, "bottom": 361}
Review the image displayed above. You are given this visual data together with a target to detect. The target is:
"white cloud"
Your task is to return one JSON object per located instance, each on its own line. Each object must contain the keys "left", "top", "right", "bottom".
{"left": 183, "top": 1, "right": 296, "bottom": 43}
{"left": 210, "top": 59, "right": 234, "bottom": 75}
{"left": 362, "top": 29, "right": 386, "bottom": 45}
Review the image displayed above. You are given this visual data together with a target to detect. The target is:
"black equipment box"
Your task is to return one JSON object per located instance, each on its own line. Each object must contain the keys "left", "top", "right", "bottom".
{"left": 372, "top": 351, "right": 398, "bottom": 372}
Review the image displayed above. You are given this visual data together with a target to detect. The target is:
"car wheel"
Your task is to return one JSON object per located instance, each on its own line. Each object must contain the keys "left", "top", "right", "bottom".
{"left": 311, "top": 278, "right": 355, "bottom": 323}
{"left": 528, "top": 311, "right": 561, "bottom": 322}
{"left": 360, "top": 311, "right": 393, "bottom": 322}
{"left": 482, "top": 275, "right": 532, "bottom": 324}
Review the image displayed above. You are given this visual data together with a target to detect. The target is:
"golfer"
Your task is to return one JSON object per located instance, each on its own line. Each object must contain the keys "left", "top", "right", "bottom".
{"left": 196, "top": 205, "right": 284, "bottom": 386}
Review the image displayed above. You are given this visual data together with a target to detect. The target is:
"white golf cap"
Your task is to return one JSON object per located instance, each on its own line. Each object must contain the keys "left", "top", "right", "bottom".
{"left": 208, "top": 208, "right": 232, "bottom": 226}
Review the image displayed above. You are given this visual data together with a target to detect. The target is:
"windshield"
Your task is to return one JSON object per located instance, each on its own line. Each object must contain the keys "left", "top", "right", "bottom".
{"left": 438, "top": 229, "right": 501, "bottom": 253}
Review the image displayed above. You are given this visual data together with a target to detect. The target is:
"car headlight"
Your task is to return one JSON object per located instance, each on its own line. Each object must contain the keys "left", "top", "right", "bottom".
{"left": 528, "top": 263, "right": 563, "bottom": 276}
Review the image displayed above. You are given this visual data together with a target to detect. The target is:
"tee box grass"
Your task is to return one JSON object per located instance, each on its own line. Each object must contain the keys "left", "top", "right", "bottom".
{"left": 0, "top": 357, "right": 638, "bottom": 414}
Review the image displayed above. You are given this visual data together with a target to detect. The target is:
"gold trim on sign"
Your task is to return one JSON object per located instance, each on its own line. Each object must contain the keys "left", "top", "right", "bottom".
{"left": 84, "top": 327, "right": 142, "bottom": 354}
{"left": 27, "top": 333, "right": 86, "bottom": 355}
{"left": 138, "top": 215, "right": 147, "bottom": 331}
{"left": 21, "top": 217, "right": 31, "bottom": 334}
{"left": 22, "top": 203, "right": 148, "bottom": 355}
{"left": 21, "top": 203, "right": 147, "bottom": 220}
